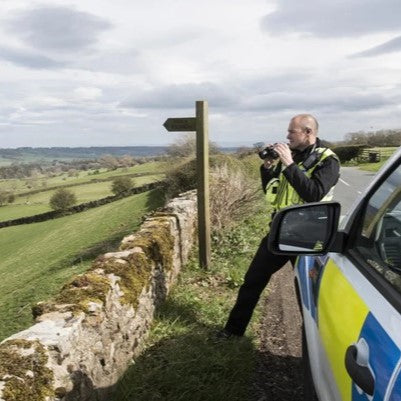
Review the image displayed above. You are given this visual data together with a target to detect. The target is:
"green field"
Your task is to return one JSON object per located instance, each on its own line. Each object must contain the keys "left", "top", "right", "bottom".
{"left": 0, "top": 161, "right": 167, "bottom": 195}
{"left": 0, "top": 173, "right": 164, "bottom": 221}
{"left": 0, "top": 189, "right": 165, "bottom": 341}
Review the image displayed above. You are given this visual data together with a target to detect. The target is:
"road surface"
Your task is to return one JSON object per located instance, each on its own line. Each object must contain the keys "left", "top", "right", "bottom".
{"left": 334, "top": 166, "right": 377, "bottom": 214}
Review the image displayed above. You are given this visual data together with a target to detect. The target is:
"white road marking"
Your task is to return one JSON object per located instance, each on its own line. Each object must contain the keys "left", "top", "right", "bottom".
{"left": 339, "top": 178, "right": 350, "bottom": 186}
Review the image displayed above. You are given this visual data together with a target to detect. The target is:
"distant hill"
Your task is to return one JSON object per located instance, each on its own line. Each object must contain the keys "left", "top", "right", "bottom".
{"left": 0, "top": 146, "right": 238, "bottom": 165}
{"left": 0, "top": 146, "right": 168, "bottom": 161}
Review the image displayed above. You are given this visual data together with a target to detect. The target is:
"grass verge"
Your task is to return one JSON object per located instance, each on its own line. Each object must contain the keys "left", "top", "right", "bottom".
{"left": 112, "top": 208, "right": 268, "bottom": 401}
{"left": 357, "top": 160, "right": 388, "bottom": 172}
{"left": 0, "top": 189, "right": 164, "bottom": 341}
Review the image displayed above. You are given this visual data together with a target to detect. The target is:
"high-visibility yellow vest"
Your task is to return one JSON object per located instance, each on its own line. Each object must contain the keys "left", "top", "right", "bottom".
{"left": 265, "top": 147, "right": 339, "bottom": 212}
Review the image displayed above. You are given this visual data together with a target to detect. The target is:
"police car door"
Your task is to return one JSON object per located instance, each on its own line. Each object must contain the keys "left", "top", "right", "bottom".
{"left": 315, "top": 162, "right": 401, "bottom": 401}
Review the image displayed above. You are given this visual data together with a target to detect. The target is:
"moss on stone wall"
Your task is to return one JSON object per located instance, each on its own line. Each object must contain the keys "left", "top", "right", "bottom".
{"left": 101, "top": 252, "right": 152, "bottom": 309}
{"left": 99, "top": 218, "right": 175, "bottom": 308}
{"left": 55, "top": 272, "right": 111, "bottom": 307}
{"left": 120, "top": 219, "right": 174, "bottom": 272}
{"left": 32, "top": 272, "right": 111, "bottom": 318}
{"left": 0, "top": 339, "right": 54, "bottom": 401}
{"left": 32, "top": 218, "right": 175, "bottom": 320}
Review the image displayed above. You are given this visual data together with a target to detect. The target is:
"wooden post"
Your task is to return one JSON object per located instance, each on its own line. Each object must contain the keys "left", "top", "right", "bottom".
{"left": 196, "top": 101, "right": 211, "bottom": 269}
{"left": 163, "top": 101, "right": 211, "bottom": 269}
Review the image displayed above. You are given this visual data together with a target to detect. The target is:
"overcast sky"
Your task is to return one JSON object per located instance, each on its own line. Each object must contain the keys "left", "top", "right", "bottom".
{"left": 0, "top": 0, "right": 400, "bottom": 148}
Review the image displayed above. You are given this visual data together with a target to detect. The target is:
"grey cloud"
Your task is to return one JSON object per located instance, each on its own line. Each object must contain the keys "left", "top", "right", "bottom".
{"left": 261, "top": 0, "right": 401, "bottom": 37}
{"left": 119, "top": 73, "right": 315, "bottom": 111}
{"left": 0, "top": 46, "right": 65, "bottom": 69}
{"left": 120, "top": 83, "right": 237, "bottom": 109}
{"left": 351, "top": 35, "right": 401, "bottom": 57}
{"left": 243, "top": 91, "right": 392, "bottom": 113}
{"left": 7, "top": 6, "right": 112, "bottom": 52}
{"left": 119, "top": 76, "right": 399, "bottom": 116}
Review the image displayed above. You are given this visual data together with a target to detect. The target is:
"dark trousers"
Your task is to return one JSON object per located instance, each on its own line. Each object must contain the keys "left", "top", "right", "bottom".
{"left": 224, "top": 235, "right": 296, "bottom": 336}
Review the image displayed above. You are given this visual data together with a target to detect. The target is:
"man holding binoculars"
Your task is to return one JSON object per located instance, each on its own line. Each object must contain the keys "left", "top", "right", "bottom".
{"left": 218, "top": 114, "right": 340, "bottom": 338}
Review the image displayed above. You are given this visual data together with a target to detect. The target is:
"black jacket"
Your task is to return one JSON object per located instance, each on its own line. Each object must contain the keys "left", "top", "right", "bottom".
{"left": 260, "top": 138, "right": 340, "bottom": 203}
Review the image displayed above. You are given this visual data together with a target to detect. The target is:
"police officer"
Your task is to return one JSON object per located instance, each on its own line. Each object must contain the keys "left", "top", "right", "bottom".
{"left": 219, "top": 114, "right": 340, "bottom": 338}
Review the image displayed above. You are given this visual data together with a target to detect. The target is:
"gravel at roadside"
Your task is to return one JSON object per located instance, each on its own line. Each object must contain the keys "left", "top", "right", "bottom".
{"left": 249, "top": 263, "right": 304, "bottom": 401}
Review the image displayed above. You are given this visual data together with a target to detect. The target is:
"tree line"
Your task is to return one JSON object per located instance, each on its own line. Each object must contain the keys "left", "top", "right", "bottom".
{"left": 337, "top": 128, "right": 401, "bottom": 147}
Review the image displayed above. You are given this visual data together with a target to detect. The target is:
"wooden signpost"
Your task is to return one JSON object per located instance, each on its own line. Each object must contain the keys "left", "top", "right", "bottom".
{"left": 163, "top": 118, "right": 196, "bottom": 132}
{"left": 163, "top": 101, "right": 211, "bottom": 269}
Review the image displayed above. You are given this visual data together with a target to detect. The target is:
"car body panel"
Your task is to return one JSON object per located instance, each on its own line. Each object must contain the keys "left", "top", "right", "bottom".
{"left": 318, "top": 258, "right": 370, "bottom": 401}
{"left": 296, "top": 251, "right": 401, "bottom": 400}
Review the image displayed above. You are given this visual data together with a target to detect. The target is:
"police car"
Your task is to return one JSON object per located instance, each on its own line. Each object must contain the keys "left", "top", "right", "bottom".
{"left": 268, "top": 148, "right": 401, "bottom": 401}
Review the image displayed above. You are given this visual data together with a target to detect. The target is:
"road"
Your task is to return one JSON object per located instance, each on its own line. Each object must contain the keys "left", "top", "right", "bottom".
{"left": 251, "top": 166, "right": 377, "bottom": 401}
{"left": 334, "top": 166, "right": 377, "bottom": 214}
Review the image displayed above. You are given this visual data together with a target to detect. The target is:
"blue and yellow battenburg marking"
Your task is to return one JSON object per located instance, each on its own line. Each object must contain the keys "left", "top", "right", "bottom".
{"left": 316, "top": 259, "right": 400, "bottom": 401}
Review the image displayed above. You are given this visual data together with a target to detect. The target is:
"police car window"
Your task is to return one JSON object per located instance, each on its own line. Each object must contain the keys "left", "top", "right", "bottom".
{"left": 354, "top": 164, "right": 401, "bottom": 294}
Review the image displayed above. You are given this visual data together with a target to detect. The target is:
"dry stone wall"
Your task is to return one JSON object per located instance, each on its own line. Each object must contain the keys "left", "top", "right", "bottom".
{"left": 0, "top": 190, "right": 197, "bottom": 401}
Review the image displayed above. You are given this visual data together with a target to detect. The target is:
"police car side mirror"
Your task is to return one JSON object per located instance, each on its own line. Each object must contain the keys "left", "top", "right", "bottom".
{"left": 267, "top": 202, "right": 342, "bottom": 255}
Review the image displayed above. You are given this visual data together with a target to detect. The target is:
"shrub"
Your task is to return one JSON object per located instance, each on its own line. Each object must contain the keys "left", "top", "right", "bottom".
{"left": 210, "top": 163, "right": 261, "bottom": 232}
{"left": 0, "top": 191, "right": 8, "bottom": 206}
{"left": 163, "top": 154, "right": 262, "bottom": 232}
{"left": 0, "top": 191, "right": 15, "bottom": 206}
{"left": 111, "top": 176, "right": 133, "bottom": 195}
{"left": 162, "top": 158, "right": 197, "bottom": 200}
{"left": 332, "top": 145, "right": 368, "bottom": 163}
{"left": 166, "top": 134, "right": 220, "bottom": 158}
{"left": 49, "top": 188, "right": 77, "bottom": 210}
{"left": 162, "top": 154, "right": 245, "bottom": 200}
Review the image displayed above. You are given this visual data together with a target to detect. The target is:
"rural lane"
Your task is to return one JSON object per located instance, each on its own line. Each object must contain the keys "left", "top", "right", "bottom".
{"left": 335, "top": 166, "right": 377, "bottom": 214}
{"left": 250, "top": 166, "right": 378, "bottom": 400}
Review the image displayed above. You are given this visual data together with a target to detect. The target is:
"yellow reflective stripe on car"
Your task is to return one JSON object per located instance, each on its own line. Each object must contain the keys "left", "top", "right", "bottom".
{"left": 318, "top": 259, "right": 369, "bottom": 401}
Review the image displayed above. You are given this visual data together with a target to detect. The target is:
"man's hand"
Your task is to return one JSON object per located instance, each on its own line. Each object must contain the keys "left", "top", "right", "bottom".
{"left": 274, "top": 143, "right": 294, "bottom": 167}
{"left": 263, "top": 158, "right": 275, "bottom": 169}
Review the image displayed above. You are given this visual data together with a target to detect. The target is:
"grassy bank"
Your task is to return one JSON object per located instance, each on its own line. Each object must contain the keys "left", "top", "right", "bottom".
{"left": 0, "top": 189, "right": 165, "bottom": 341}
{"left": 357, "top": 161, "right": 386, "bottom": 172}
{"left": 112, "top": 209, "right": 268, "bottom": 401}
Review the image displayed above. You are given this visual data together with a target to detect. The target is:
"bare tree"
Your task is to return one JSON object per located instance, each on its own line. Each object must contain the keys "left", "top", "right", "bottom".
{"left": 166, "top": 134, "right": 220, "bottom": 158}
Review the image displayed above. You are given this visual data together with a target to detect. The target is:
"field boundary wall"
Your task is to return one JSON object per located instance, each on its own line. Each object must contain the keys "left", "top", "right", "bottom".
{"left": 0, "top": 190, "right": 197, "bottom": 401}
